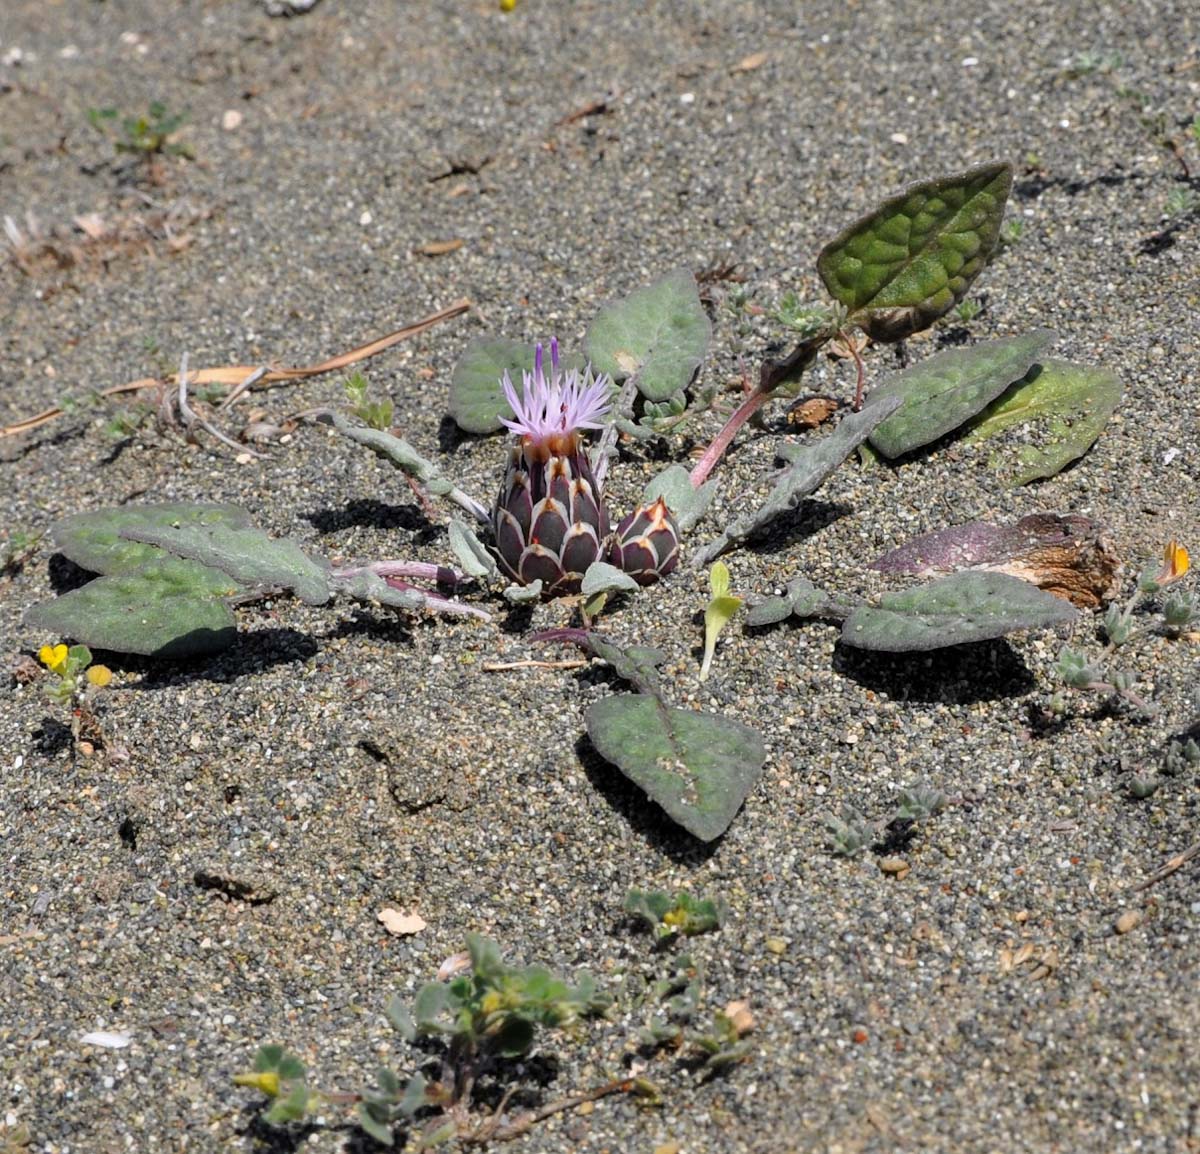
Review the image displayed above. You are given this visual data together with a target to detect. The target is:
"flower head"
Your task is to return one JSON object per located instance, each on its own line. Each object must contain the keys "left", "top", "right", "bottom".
{"left": 499, "top": 339, "right": 611, "bottom": 459}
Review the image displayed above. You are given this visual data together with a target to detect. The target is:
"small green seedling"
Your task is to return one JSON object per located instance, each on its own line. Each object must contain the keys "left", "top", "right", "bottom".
{"left": 624, "top": 889, "right": 729, "bottom": 940}
{"left": 37, "top": 642, "right": 111, "bottom": 707}
{"left": 1, "top": 528, "right": 42, "bottom": 576}
{"left": 87, "top": 101, "right": 193, "bottom": 160}
{"left": 344, "top": 371, "right": 395, "bottom": 431}
{"left": 236, "top": 934, "right": 612, "bottom": 1148}
{"left": 700, "top": 561, "right": 741, "bottom": 680}
{"left": 953, "top": 298, "right": 983, "bottom": 323}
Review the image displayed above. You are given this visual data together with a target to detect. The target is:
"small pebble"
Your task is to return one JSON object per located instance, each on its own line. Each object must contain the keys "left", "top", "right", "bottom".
{"left": 1115, "top": 910, "right": 1142, "bottom": 935}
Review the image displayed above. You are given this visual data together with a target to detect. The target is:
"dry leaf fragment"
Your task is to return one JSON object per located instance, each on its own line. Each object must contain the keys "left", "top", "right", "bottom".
{"left": 377, "top": 908, "right": 427, "bottom": 936}
{"left": 437, "top": 950, "right": 472, "bottom": 980}
{"left": 73, "top": 213, "right": 107, "bottom": 240}
{"left": 733, "top": 51, "right": 768, "bottom": 72}
{"left": 787, "top": 396, "right": 839, "bottom": 429}
{"left": 417, "top": 238, "right": 464, "bottom": 257}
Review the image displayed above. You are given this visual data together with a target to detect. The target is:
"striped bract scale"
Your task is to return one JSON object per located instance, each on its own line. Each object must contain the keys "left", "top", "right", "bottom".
{"left": 606, "top": 496, "right": 680, "bottom": 586}
{"left": 494, "top": 439, "right": 609, "bottom": 596}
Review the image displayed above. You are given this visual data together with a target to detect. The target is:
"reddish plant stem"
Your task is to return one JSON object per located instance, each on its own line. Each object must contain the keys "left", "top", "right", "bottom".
{"left": 688, "top": 384, "right": 774, "bottom": 489}
{"left": 841, "top": 331, "right": 868, "bottom": 411}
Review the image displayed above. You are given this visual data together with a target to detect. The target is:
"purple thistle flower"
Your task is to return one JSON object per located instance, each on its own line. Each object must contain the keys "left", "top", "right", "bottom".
{"left": 499, "top": 339, "right": 612, "bottom": 450}
{"left": 492, "top": 340, "right": 612, "bottom": 596}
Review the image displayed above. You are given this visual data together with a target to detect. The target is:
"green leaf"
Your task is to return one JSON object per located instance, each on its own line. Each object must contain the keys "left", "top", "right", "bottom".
{"left": 356, "top": 1102, "right": 396, "bottom": 1146}
{"left": 840, "top": 571, "right": 1077, "bottom": 652}
{"left": 449, "top": 338, "right": 585, "bottom": 434}
{"left": 865, "top": 330, "right": 1055, "bottom": 459}
{"left": 48, "top": 503, "right": 252, "bottom": 576}
{"left": 642, "top": 464, "right": 717, "bottom": 534}
{"left": 581, "top": 561, "right": 640, "bottom": 598}
{"left": 962, "top": 358, "right": 1123, "bottom": 484}
{"left": 25, "top": 557, "right": 239, "bottom": 658}
{"left": 818, "top": 162, "right": 1013, "bottom": 341}
{"left": 448, "top": 518, "right": 499, "bottom": 579}
{"left": 412, "top": 983, "right": 450, "bottom": 1029}
{"left": 120, "top": 520, "right": 330, "bottom": 606}
{"left": 385, "top": 994, "right": 416, "bottom": 1042}
{"left": 585, "top": 269, "right": 712, "bottom": 402}
{"left": 264, "top": 1083, "right": 311, "bottom": 1125}
{"left": 585, "top": 694, "right": 766, "bottom": 841}
{"left": 692, "top": 397, "right": 901, "bottom": 567}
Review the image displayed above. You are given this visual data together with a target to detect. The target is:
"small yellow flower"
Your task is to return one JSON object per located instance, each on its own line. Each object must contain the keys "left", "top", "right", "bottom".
{"left": 38, "top": 643, "right": 69, "bottom": 675}
{"left": 480, "top": 991, "right": 504, "bottom": 1015}
{"left": 86, "top": 665, "right": 113, "bottom": 688}
{"left": 499, "top": 0, "right": 518, "bottom": 10}
{"left": 1155, "top": 540, "right": 1190, "bottom": 587}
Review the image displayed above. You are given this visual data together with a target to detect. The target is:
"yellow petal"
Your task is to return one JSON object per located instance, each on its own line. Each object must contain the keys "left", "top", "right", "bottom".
{"left": 86, "top": 665, "right": 113, "bottom": 688}
{"left": 39, "top": 643, "right": 69, "bottom": 674}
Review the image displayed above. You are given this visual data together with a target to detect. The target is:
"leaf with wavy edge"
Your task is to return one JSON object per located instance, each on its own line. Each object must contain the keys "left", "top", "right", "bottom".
{"left": 963, "top": 358, "right": 1122, "bottom": 484}
{"left": 818, "top": 162, "right": 1012, "bottom": 341}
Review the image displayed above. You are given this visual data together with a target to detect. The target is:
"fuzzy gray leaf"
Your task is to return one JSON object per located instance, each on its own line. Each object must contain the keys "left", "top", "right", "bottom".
{"left": 120, "top": 522, "right": 330, "bottom": 606}
{"left": 586, "top": 694, "right": 766, "bottom": 842}
{"left": 448, "top": 519, "right": 499, "bottom": 579}
{"left": 692, "top": 397, "right": 901, "bottom": 566}
{"left": 642, "top": 464, "right": 717, "bottom": 534}
{"left": 840, "top": 570, "right": 1077, "bottom": 652}
{"left": 25, "top": 557, "right": 239, "bottom": 658}
{"left": 581, "top": 561, "right": 640, "bottom": 597}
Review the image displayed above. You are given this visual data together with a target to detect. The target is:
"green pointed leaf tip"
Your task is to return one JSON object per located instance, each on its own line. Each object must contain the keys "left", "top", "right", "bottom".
{"left": 840, "top": 571, "right": 1077, "bottom": 652}
{"left": 585, "top": 694, "right": 766, "bottom": 841}
{"left": 449, "top": 338, "right": 586, "bottom": 434}
{"left": 585, "top": 269, "right": 712, "bottom": 402}
{"left": 701, "top": 562, "right": 742, "bottom": 680}
{"left": 818, "top": 162, "right": 1013, "bottom": 341}
{"left": 49, "top": 503, "right": 252, "bottom": 575}
{"left": 865, "top": 330, "right": 1055, "bottom": 459}
{"left": 25, "top": 557, "right": 239, "bottom": 658}
{"left": 963, "top": 358, "right": 1123, "bottom": 484}
{"left": 121, "top": 520, "right": 330, "bottom": 605}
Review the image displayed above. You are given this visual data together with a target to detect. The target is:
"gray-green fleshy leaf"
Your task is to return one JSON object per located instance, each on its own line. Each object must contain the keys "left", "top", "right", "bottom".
{"left": 120, "top": 521, "right": 330, "bottom": 606}
{"left": 962, "top": 358, "right": 1123, "bottom": 484}
{"left": 745, "top": 576, "right": 850, "bottom": 626}
{"left": 448, "top": 518, "right": 499, "bottom": 579}
{"left": 581, "top": 561, "right": 639, "bottom": 597}
{"left": 817, "top": 161, "right": 1013, "bottom": 342}
{"left": 585, "top": 269, "right": 711, "bottom": 403}
{"left": 642, "top": 464, "right": 717, "bottom": 534}
{"left": 865, "top": 330, "right": 1055, "bottom": 459}
{"left": 585, "top": 694, "right": 766, "bottom": 842}
{"left": 328, "top": 570, "right": 427, "bottom": 611}
{"left": 24, "top": 557, "right": 239, "bottom": 658}
{"left": 448, "top": 338, "right": 586, "bottom": 434}
{"left": 691, "top": 396, "right": 901, "bottom": 567}
{"left": 49, "top": 503, "right": 253, "bottom": 576}
{"left": 503, "top": 579, "right": 542, "bottom": 603}
{"left": 840, "top": 571, "right": 1077, "bottom": 652}
{"left": 586, "top": 635, "right": 666, "bottom": 697}
{"left": 325, "top": 412, "right": 437, "bottom": 481}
